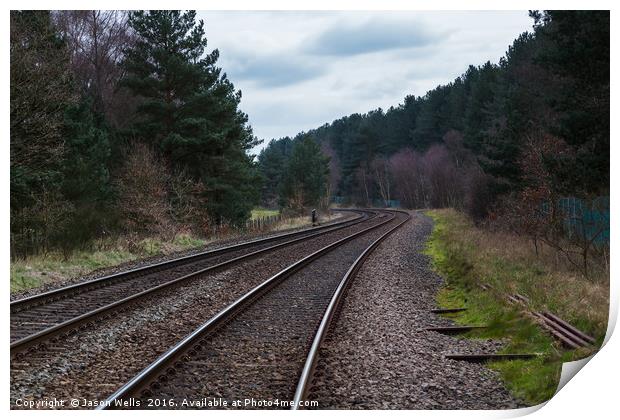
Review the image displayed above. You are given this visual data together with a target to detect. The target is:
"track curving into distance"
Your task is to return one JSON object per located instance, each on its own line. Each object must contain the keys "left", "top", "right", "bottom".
{"left": 98, "top": 210, "right": 410, "bottom": 410}
{"left": 10, "top": 211, "right": 370, "bottom": 351}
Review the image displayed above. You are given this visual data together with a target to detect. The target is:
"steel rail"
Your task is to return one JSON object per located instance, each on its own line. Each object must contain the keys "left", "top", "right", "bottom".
{"left": 10, "top": 210, "right": 376, "bottom": 354}
{"left": 11, "top": 209, "right": 362, "bottom": 311}
{"left": 500, "top": 288, "right": 596, "bottom": 349}
{"left": 97, "top": 210, "right": 399, "bottom": 409}
{"left": 291, "top": 210, "right": 410, "bottom": 410}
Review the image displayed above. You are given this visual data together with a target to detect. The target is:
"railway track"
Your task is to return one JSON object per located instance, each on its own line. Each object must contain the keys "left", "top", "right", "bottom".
{"left": 10, "top": 210, "right": 369, "bottom": 353}
{"left": 97, "top": 210, "right": 410, "bottom": 410}
{"left": 11, "top": 209, "right": 401, "bottom": 407}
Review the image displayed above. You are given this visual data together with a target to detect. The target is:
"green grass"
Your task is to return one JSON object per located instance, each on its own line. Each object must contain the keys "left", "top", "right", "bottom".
{"left": 170, "top": 233, "right": 207, "bottom": 248}
{"left": 425, "top": 209, "right": 599, "bottom": 406}
{"left": 10, "top": 233, "right": 208, "bottom": 293}
{"left": 11, "top": 248, "right": 138, "bottom": 293}
{"left": 251, "top": 207, "right": 280, "bottom": 220}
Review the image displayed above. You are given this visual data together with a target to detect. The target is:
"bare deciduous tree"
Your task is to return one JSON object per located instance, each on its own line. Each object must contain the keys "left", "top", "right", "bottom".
{"left": 371, "top": 156, "right": 391, "bottom": 206}
{"left": 499, "top": 131, "right": 607, "bottom": 278}
{"left": 388, "top": 141, "right": 481, "bottom": 211}
{"left": 320, "top": 142, "right": 341, "bottom": 207}
{"left": 10, "top": 11, "right": 76, "bottom": 170}
{"left": 53, "top": 10, "right": 135, "bottom": 126}
{"left": 390, "top": 148, "right": 431, "bottom": 208}
{"left": 354, "top": 165, "right": 372, "bottom": 207}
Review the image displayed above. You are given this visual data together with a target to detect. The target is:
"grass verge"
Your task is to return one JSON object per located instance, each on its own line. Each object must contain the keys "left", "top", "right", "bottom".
{"left": 251, "top": 207, "right": 280, "bottom": 220}
{"left": 10, "top": 233, "right": 208, "bottom": 293}
{"left": 425, "top": 209, "right": 606, "bottom": 406}
{"left": 11, "top": 208, "right": 340, "bottom": 293}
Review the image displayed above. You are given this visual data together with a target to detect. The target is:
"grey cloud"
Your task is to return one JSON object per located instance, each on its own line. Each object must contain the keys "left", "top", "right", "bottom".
{"left": 228, "top": 55, "right": 324, "bottom": 88}
{"left": 199, "top": 11, "right": 533, "bottom": 143}
{"left": 307, "top": 19, "right": 447, "bottom": 56}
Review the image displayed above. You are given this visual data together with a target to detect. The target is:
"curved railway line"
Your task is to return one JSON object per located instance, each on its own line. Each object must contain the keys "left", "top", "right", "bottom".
{"left": 96, "top": 209, "right": 410, "bottom": 410}
{"left": 11, "top": 207, "right": 594, "bottom": 410}
{"left": 11, "top": 208, "right": 411, "bottom": 409}
{"left": 10, "top": 210, "right": 370, "bottom": 353}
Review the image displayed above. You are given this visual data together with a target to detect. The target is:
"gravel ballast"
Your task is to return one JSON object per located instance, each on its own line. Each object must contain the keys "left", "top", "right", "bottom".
{"left": 10, "top": 212, "right": 383, "bottom": 407}
{"left": 10, "top": 213, "right": 360, "bottom": 342}
{"left": 144, "top": 215, "right": 406, "bottom": 409}
{"left": 307, "top": 211, "right": 522, "bottom": 409}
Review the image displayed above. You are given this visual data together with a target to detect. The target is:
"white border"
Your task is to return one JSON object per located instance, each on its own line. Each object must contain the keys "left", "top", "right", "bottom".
{"left": 3, "top": 2, "right": 617, "bottom": 419}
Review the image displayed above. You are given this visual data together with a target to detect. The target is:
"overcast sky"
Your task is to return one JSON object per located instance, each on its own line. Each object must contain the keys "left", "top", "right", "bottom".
{"left": 197, "top": 11, "right": 533, "bottom": 149}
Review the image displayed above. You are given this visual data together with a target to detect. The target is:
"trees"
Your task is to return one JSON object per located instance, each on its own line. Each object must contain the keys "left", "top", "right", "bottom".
{"left": 257, "top": 138, "right": 294, "bottom": 207}
{"left": 387, "top": 144, "right": 472, "bottom": 211}
{"left": 122, "top": 10, "right": 215, "bottom": 146}
{"left": 411, "top": 84, "right": 451, "bottom": 149}
{"left": 57, "top": 102, "right": 114, "bottom": 249}
{"left": 262, "top": 10, "right": 608, "bottom": 222}
{"left": 423, "top": 145, "right": 462, "bottom": 208}
{"left": 53, "top": 11, "right": 133, "bottom": 124}
{"left": 11, "top": 11, "right": 120, "bottom": 256}
{"left": 60, "top": 103, "right": 111, "bottom": 204}
{"left": 353, "top": 165, "right": 372, "bottom": 207}
{"left": 530, "top": 11, "right": 610, "bottom": 196}
{"left": 389, "top": 149, "right": 423, "bottom": 208}
{"left": 10, "top": 11, "right": 76, "bottom": 211}
{"left": 115, "top": 142, "right": 174, "bottom": 238}
{"left": 279, "top": 137, "right": 330, "bottom": 212}
{"left": 10, "top": 9, "right": 264, "bottom": 256}
{"left": 11, "top": 11, "right": 77, "bottom": 256}
{"left": 121, "top": 10, "right": 261, "bottom": 225}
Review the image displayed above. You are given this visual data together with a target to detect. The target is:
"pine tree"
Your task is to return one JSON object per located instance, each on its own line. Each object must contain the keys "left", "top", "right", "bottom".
{"left": 279, "top": 137, "right": 330, "bottom": 211}
{"left": 257, "top": 138, "right": 294, "bottom": 207}
{"left": 61, "top": 101, "right": 111, "bottom": 203}
{"left": 122, "top": 10, "right": 261, "bottom": 224}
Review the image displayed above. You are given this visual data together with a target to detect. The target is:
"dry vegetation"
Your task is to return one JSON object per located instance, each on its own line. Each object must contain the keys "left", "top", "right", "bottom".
{"left": 425, "top": 208, "right": 609, "bottom": 404}
{"left": 429, "top": 208, "right": 608, "bottom": 338}
{"left": 10, "top": 209, "right": 339, "bottom": 294}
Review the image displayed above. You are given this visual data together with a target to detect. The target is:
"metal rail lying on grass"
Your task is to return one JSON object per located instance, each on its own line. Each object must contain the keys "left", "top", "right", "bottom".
{"left": 477, "top": 285, "right": 596, "bottom": 350}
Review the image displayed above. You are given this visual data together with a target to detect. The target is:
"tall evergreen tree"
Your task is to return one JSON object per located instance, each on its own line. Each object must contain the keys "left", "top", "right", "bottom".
{"left": 279, "top": 137, "right": 329, "bottom": 211}
{"left": 257, "top": 138, "right": 294, "bottom": 207}
{"left": 60, "top": 102, "right": 111, "bottom": 203}
{"left": 121, "top": 10, "right": 261, "bottom": 224}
